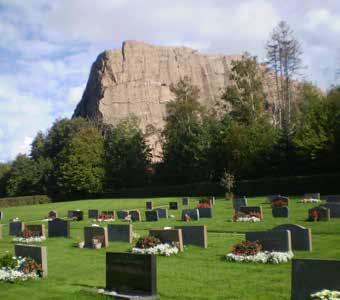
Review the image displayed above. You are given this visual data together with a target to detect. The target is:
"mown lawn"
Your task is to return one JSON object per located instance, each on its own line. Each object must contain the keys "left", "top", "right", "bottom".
{"left": 0, "top": 196, "right": 339, "bottom": 299}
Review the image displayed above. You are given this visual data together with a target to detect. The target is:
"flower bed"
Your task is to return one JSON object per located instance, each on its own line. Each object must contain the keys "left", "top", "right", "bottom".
{"left": 131, "top": 236, "right": 179, "bottom": 256}
{"left": 310, "top": 289, "right": 340, "bottom": 299}
{"left": 233, "top": 212, "right": 261, "bottom": 222}
{"left": 96, "top": 213, "right": 115, "bottom": 222}
{"left": 0, "top": 253, "right": 42, "bottom": 282}
{"left": 12, "top": 228, "right": 46, "bottom": 243}
{"left": 235, "top": 216, "right": 261, "bottom": 222}
{"left": 300, "top": 198, "right": 321, "bottom": 203}
{"left": 225, "top": 240, "right": 293, "bottom": 264}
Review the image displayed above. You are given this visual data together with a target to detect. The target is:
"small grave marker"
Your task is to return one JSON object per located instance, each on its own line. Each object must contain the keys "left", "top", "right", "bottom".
{"left": 146, "top": 201, "right": 153, "bottom": 210}
{"left": 154, "top": 208, "right": 168, "bottom": 219}
{"left": 107, "top": 224, "right": 133, "bottom": 243}
{"left": 9, "top": 221, "right": 24, "bottom": 236}
{"left": 182, "top": 198, "right": 189, "bottom": 206}
{"left": 197, "top": 207, "right": 213, "bottom": 218}
{"left": 48, "top": 218, "right": 70, "bottom": 238}
{"left": 245, "top": 230, "right": 292, "bottom": 252}
{"left": 232, "top": 197, "right": 247, "bottom": 211}
{"left": 272, "top": 206, "right": 289, "bottom": 218}
{"left": 116, "top": 210, "right": 129, "bottom": 220}
{"left": 145, "top": 210, "right": 159, "bottom": 222}
{"left": 175, "top": 225, "right": 207, "bottom": 248}
{"left": 169, "top": 202, "right": 178, "bottom": 210}
{"left": 88, "top": 209, "right": 99, "bottom": 219}
{"left": 84, "top": 226, "right": 109, "bottom": 248}
{"left": 321, "top": 203, "right": 340, "bottom": 218}
{"left": 181, "top": 209, "right": 200, "bottom": 221}
{"left": 129, "top": 210, "right": 141, "bottom": 221}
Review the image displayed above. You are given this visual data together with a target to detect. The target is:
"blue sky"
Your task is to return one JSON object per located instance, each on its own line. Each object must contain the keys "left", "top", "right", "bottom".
{"left": 0, "top": 0, "right": 339, "bottom": 162}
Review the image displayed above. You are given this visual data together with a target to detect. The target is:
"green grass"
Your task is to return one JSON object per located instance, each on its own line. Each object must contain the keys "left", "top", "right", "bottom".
{"left": 0, "top": 196, "right": 339, "bottom": 299}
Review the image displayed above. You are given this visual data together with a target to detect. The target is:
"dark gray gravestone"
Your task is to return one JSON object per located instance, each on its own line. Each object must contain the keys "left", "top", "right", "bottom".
{"left": 232, "top": 197, "right": 247, "bottom": 211}
{"left": 291, "top": 259, "right": 340, "bottom": 300}
{"left": 84, "top": 226, "right": 109, "bottom": 248}
{"left": 106, "top": 252, "right": 157, "bottom": 297}
{"left": 154, "top": 208, "right": 168, "bottom": 219}
{"left": 245, "top": 230, "right": 292, "bottom": 252}
{"left": 239, "top": 206, "right": 263, "bottom": 219}
{"left": 67, "top": 210, "right": 83, "bottom": 221}
{"left": 304, "top": 193, "right": 320, "bottom": 199}
{"left": 146, "top": 201, "right": 153, "bottom": 210}
{"left": 308, "top": 206, "right": 330, "bottom": 221}
{"left": 149, "top": 229, "right": 183, "bottom": 251}
{"left": 117, "top": 210, "right": 129, "bottom": 219}
{"left": 197, "top": 208, "right": 212, "bottom": 218}
{"left": 175, "top": 225, "right": 207, "bottom": 248}
{"left": 169, "top": 202, "right": 178, "bottom": 210}
{"left": 88, "top": 209, "right": 99, "bottom": 219}
{"left": 272, "top": 224, "right": 312, "bottom": 251}
{"left": 14, "top": 244, "right": 48, "bottom": 277}
{"left": 181, "top": 209, "right": 200, "bottom": 221}
{"left": 9, "top": 221, "right": 24, "bottom": 236}
{"left": 25, "top": 224, "right": 45, "bottom": 237}
{"left": 48, "top": 218, "right": 70, "bottom": 238}
{"left": 321, "top": 203, "right": 340, "bottom": 218}
{"left": 182, "top": 198, "right": 189, "bottom": 206}
{"left": 272, "top": 207, "right": 289, "bottom": 218}
{"left": 129, "top": 210, "right": 141, "bottom": 222}
{"left": 145, "top": 210, "right": 159, "bottom": 222}
{"left": 0, "top": 211, "right": 3, "bottom": 220}
{"left": 108, "top": 224, "right": 133, "bottom": 243}
{"left": 324, "top": 195, "right": 340, "bottom": 203}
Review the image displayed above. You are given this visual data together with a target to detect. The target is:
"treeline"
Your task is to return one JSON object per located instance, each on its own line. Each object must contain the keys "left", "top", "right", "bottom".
{"left": 0, "top": 21, "right": 339, "bottom": 199}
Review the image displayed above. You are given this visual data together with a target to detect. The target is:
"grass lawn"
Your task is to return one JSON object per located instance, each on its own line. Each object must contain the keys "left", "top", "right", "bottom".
{"left": 0, "top": 196, "right": 339, "bottom": 299}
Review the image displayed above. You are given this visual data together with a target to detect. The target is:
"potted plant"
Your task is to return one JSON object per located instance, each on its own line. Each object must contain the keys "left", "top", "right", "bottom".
{"left": 76, "top": 237, "right": 85, "bottom": 248}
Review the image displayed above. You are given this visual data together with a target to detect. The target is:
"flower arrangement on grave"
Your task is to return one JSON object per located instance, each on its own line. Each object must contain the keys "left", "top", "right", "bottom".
{"left": 308, "top": 207, "right": 327, "bottom": 222}
{"left": 197, "top": 202, "right": 212, "bottom": 209}
{"left": 123, "top": 214, "right": 132, "bottom": 222}
{"left": 92, "top": 235, "right": 104, "bottom": 249}
{"left": 225, "top": 240, "right": 294, "bottom": 264}
{"left": 97, "top": 212, "right": 114, "bottom": 222}
{"left": 300, "top": 197, "right": 321, "bottom": 204}
{"left": 75, "top": 237, "right": 85, "bottom": 248}
{"left": 271, "top": 197, "right": 289, "bottom": 208}
{"left": 184, "top": 213, "right": 192, "bottom": 222}
{"left": 310, "top": 289, "right": 340, "bottom": 299}
{"left": 131, "top": 236, "right": 179, "bottom": 256}
{"left": 12, "top": 228, "right": 46, "bottom": 243}
{"left": 0, "top": 253, "right": 42, "bottom": 282}
{"left": 233, "top": 211, "right": 261, "bottom": 222}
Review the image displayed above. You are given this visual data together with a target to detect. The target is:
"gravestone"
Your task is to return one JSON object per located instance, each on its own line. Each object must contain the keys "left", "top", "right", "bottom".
{"left": 308, "top": 206, "right": 330, "bottom": 221}
{"left": 239, "top": 206, "right": 263, "bottom": 219}
{"left": 14, "top": 244, "right": 48, "bottom": 277}
{"left": 130, "top": 210, "right": 141, "bottom": 222}
{"left": 232, "top": 197, "right": 247, "bottom": 211}
{"left": 145, "top": 210, "right": 159, "bottom": 222}
{"left": 245, "top": 230, "right": 292, "bottom": 252}
{"left": 88, "top": 209, "right": 99, "bottom": 219}
{"left": 182, "top": 198, "right": 189, "bottom": 206}
{"left": 272, "top": 224, "right": 312, "bottom": 251}
{"left": 181, "top": 209, "right": 200, "bottom": 221}
{"left": 146, "top": 201, "right": 153, "bottom": 210}
{"left": 272, "top": 206, "right": 289, "bottom": 218}
{"left": 48, "top": 210, "right": 58, "bottom": 219}
{"left": 303, "top": 193, "right": 320, "bottom": 199}
{"left": 175, "top": 225, "right": 208, "bottom": 248}
{"left": 169, "top": 202, "right": 178, "bottom": 210}
{"left": 291, "top": 259, "right": 340, "bottom": 300}
{"left": 149, "top": 229, "right": 183, "bottom": 251}
{"left": 25, "top": 224, "right": 45, "bottom": 237}
{"left": 106, "top": 252, "right": 157, "bottom": 298}
{"left": 84, "top": 226, "right": 109, "bottom": 248}
{"left": 325, "top": 195, "right": 340, "bottom": 203}
{"left": 48, "top": 218, "right": 70, "bottom": 238}
{"left": 154, "top": 208, "right": 168, "bottom": 219}
{"left": 321, "top": 203, "right": 340, "bottom": 218}
{"left": 108, "top": 224, "right": 133, "bottom": 243}
{"left": 0, "top": 211, "right": 3, "bottom": 220}
{"left": 9, "top": 221, "right": 24, "bottom": 236}
{"left": 197, "top": 207, "right": 213, "bottom": 218}
{"left": 116, "top": 210, "right": 129, "bottom": 219}
{"left": 67, "top": 210, "right": 83, "bottom": 221}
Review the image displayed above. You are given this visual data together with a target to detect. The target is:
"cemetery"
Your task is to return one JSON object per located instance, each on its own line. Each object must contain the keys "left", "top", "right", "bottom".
{"left": 0, "top": 195, "right": 339, "bottom": 299}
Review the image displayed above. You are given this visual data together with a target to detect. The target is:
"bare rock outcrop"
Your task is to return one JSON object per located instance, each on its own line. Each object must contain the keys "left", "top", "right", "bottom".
{"left": 73, "top": 40, "right": 273, "bottom": 158}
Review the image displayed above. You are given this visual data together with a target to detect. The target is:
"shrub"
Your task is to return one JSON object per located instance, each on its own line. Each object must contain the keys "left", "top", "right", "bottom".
{"left": 0, "top": 195, "right": 50, "bottom": 208}
{"left": 231, "top": 241, "right": 262, "bottom": 256}
{"left": 135, "top": 236, "right": 161, "bottom": 249}
{"left": 0, "top": 253, "right": 18, "bottom": 269}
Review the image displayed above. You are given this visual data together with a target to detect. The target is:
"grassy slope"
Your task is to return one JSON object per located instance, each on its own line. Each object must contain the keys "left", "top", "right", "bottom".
{"left": 0, "top": 196, "right": 339, "bottom": 299}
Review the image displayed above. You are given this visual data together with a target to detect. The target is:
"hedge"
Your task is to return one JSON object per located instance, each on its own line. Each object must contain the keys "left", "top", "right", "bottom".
{"left": 0, "top": 195, "right": 51, "bottom": 208}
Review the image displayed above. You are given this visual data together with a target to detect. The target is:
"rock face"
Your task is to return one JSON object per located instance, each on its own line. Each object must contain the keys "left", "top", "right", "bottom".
{"left": 73, "top": 40, "right": 272, "bottom": 158}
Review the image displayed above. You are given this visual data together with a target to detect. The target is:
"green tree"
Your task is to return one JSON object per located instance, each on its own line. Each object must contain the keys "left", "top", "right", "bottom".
{"left": 57, "top": 126, "right": 104, "bottom": 197}
{"left": 104, "top": 117, "right": 151, "bottom": 189}
{"left": 0, "top": 163, "right": 11, "bottom": 197}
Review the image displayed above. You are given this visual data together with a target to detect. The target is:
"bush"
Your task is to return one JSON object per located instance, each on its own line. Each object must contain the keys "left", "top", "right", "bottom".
{"left": 135, "top": 236, "right": 161, "bottom": 249}
{"left": 231, "top": 241, "right": 262, "bottom": 256}
{"left": 0, "top": 195, "right": 50, "bottom": 208}
{"left": 0, "top": 253, "right": 18, "bottom": 269}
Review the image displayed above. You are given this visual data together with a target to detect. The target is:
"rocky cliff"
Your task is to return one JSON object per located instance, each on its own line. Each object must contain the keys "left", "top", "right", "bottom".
{"left": 73, "top": 40, "right": 274, "bottom": 158}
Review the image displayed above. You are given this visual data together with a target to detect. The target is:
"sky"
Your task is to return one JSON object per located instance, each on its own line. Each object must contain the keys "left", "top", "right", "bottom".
{"left": 0, "top": 0, "right": 339, "bottom": 162}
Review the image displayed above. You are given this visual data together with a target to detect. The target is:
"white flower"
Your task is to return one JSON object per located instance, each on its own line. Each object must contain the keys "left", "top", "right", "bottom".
{"left": 311, "top": 289, "right": 340, "bottom": 300}
{"left": 131, "top": 244, "right": 179, "bottom": 256}
{"left": 235, "top": 216, "right": 261, "bottom": 222}
{"left": 163, "top": 227, "right": 172, "bottom": 230}
{"left": 91, "top": 224, "right": 100, "bottom": 227}
{"left": 12, "top": 236, "right": 46, "bottom": 243}
{"left": 226, "top": 251, "right": 294, "bottom": 264}
{"left": 0, "top": 256, "right": 39, "bottom": 283}
{"left": 300, "top": 198, "right": 321, "bottom": 203}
